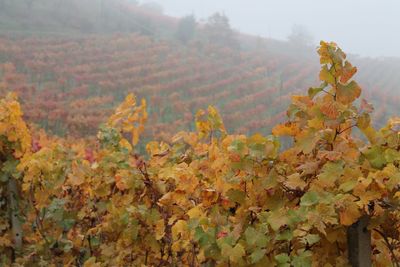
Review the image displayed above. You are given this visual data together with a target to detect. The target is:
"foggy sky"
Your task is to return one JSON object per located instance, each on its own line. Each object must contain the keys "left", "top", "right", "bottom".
{"left": 146, "top": 0, "right": 400, "bottom": 58}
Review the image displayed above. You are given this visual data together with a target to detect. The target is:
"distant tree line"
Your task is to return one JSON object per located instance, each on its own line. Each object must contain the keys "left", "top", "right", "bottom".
{"left": 0, "top": 0, "right": 241, "bottom": 50}
{"left": 176, "top": 12, "right": 240, "bottom": 49}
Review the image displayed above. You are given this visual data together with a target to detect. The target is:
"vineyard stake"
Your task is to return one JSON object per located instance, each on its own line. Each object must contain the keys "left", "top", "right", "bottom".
{"left": 347, "top": 216, "right": 371, "bottom": 267}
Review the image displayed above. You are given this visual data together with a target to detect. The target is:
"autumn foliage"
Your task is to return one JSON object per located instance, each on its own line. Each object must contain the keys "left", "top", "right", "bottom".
{"left": 1, "top": 42, "right": 400, "bottom": 266}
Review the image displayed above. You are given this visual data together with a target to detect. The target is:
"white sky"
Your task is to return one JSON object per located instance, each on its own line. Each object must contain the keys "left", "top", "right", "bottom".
{"left": 146, "top": 0, "right": 400, "bottom": 58}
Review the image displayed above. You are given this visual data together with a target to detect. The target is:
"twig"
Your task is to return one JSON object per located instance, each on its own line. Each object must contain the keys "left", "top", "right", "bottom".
{"left": 374, "top": 228, "right": 400, "bottom": 267}
{"left": 338, "top": 124, "right": 357, "bottom": 135}
{"left": 322, "top": 89, "right": 335, "bottom": 98}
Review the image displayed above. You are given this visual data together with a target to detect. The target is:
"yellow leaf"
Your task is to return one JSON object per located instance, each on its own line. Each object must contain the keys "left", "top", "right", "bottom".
{"left": 308, "top": 117, "right": 324, "bottom": 129}
{"left": 340, "top": 61, "right": 357, "bottom": 84}
{"left": 83, "top": 257, "right": 101, "bottom": 267}
{"left": 69, "top": 174, "right": 85, "bottom": 186}
{"left": 68, "top": 161, "right": 86, "bottom": 186}
{"left": 187, "top": 206, "right": 204, "bottom": 219}
{"left": 221, "top": 243, "right": 246, "bottom": 263}
{"left": 339, "top": 202, "right": 361, "bottom": 226}
{"left": 107, "top": 93, "right": 147, "bottom": 146}
{"left": 284, "top": 173, "right": 306, "bottom": 190}
{"left": 114, "top": 174, "right": 126, "bottom": 191}
{"left": 155, "top": 219, "right": 165, "bottom": 241}
{"left": 201, "top": 188, "right": 218, "bottom": 207}
{"left": 336, "top": 81, "right": 361, "bottom": 105}
{"left": 172, "top": 220, "right": 188, "bottom": 241}
{"left": 119, "top": 138, "right": 132, "bottom": 152}
{"left": 272, "top": 122, "right": 299, "bottom": 136}
{"left": 267, "top": 209, "right": 288, "bottom": 231}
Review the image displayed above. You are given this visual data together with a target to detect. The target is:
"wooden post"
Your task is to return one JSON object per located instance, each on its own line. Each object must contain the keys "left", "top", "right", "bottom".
{"left": 347, "top": 216, "right": 371, "bottom": 267}
{"left": 7, "top": 176, "right": 22, "bottom": 255}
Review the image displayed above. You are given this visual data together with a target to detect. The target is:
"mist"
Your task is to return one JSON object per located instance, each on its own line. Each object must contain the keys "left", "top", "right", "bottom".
{"left": 146, "top": 0, "right": 400, "bottom": 58}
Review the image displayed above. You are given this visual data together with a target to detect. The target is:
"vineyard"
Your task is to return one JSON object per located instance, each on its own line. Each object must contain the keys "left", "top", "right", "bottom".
{"left": 1, "top": 42, "right": 400, "bottom": 266}
{"left": 0, "top": 34, "right": 314, "bottom": 141}
{"left": 1, "top": 1, "right": 400, "bottom": 266}
{"left": 0, "top": 33, "right": 400, "bottom": 146}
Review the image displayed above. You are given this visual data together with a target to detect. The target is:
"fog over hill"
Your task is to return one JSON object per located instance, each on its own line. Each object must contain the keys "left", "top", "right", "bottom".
{"left": 146, "top": 0, "right": 400, "bottom": 58}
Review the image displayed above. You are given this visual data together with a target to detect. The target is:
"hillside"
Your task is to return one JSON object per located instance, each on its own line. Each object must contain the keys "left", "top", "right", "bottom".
{"left": 0, "top": 0, "right": 176, "bottom": 36}
{"left": 0, "top": 35, "right": 308, "bottom": 139}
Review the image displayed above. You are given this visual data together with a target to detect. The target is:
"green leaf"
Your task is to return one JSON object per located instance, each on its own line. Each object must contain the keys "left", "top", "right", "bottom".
{"left": 317, "top": 161, "right": 344, "bottom": 188}
{"left": 275, "top": 253, "right": 290, "bottom": 264}
{"left": 339, "top": 180, "right": 357, "bottom": 192}
{"left": 131, "top": 219, "right": 139, "bottom": 240}
{"left": 245, "top": 227, "right": 258, "bottom": 246}
{"left": 267, "top": 210, "right": 289, "bottom": 231}
{"left": 60, "top": 239, "right": 74, "bottom": 253}
{"left": 308, "top": 87, "right": 323, "bottom": 99}
{"left": 287, "top": 104, "right": 303, "bottom": 120}
{"left": 1, "top": 159, "right": 20, "bottom": 181}
{"left": 308, "top": 82, "right": 327, "bottom": 99}
{"left": 61, "top": 219, "right": 75, "bottom": 231}
{"left": 249, "top": 142, "right": 265, "bottom": 158}
{"left": 287, "top": 208, "right": 306, "bottom": 225}
{"left": 296, "top": 130, "right": 318, "bottom": 154}
{"left": 226, "top": 189, "right": 246, "bottom": 204}
{"left": 188, "top": 218, "right": 199, "bottom": 229}
{"left": 302, "top": 234, "right": 320, "bottom": 245}
{"left": 319, "top": 65, "right": 335, "bottom": 85}
{"left": 357, "top": 113, "right": 371, "bottom": 129}
{"left": 46, "top": 198, "right": 66, "bottom": 222}
{"left": 0, "top": 172, "right": 9, "bottom": 182}
{"left": 364, "top": 146, "right": 387, "bottom": 169}
{"left": 228, "top": 140, "right": 245, "bottom": 154}
{"left": 195, "top": 226, "right": 211, "bottom": 247}
{"left": 385, "top": 149, "right": 400, "bottom": 163}
{"left": 300, "top": 191, "right": 319, "bottom": 207}
{"left": 276, "top": 229, "right": 293, "bottom": 241}
{"left": 245, "top": 227, "right": 268, "bottom": 247}
{"left": 250, "top": 248, "right": 266, "bottom": 264}
{"left": 292, "top": 249, "right": 312, "bottom": 267}
{"left": 231, "top": 243, "right": 246, "bottom": 263}
{"left": 1, "top": 159, "right": 19, "bottom": 174}
{"left": 90, "top": 236, "right": 100, "bottom": 247}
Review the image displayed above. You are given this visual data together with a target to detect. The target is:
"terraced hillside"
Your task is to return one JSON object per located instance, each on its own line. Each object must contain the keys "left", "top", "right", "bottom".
{"left": 0, "top": 34, "right": 399, "bottom": 142}
{"left": 0, "top": 34, "right": 314, "bottom": 139}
